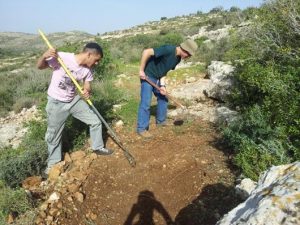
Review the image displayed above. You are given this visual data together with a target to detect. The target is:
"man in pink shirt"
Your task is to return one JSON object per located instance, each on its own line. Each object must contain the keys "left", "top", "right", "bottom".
{"left": 37, "top": 43, "right": 113, "bottom": 177}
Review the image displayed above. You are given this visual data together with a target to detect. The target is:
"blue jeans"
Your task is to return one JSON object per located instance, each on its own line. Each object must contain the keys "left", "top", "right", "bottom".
{"left": 137, "top": 77, "right": 168, "bottom": 133}
{"left": 45, "top": 95, "right": 104, "bottom": 169}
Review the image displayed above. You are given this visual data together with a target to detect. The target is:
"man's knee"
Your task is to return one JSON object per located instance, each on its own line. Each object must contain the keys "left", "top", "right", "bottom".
{"left": 90, "top": 119, "right": 102, "bottom": 128}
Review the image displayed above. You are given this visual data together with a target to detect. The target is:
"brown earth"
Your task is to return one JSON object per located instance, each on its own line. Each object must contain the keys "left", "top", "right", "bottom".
{"left": 34, "top": 117, "right": 242, "bottom": 225}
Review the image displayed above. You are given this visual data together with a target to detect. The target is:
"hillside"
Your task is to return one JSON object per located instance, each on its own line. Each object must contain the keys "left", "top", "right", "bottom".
{"left": 0, "top": 31, "right": 94, "bottom": 55}
{"left": 2, "top": 2, "right": 299, "bottom": 224}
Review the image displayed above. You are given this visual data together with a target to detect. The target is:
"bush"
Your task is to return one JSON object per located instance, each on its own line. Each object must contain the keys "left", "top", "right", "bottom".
{"left": 0, "top": 68, "right": 49, "bottom": 116}
{"left": 222, "top": 105, "right": 292, "bottom": 179}
{"left": 209, "top": 6, "right": 224, "bottom": 14}
{"left": 0, "top": 145, "right": 47, "bottom": 188}
{"left": 220, "top": 0, "right": 300, "bottom": 179}
{"left": 230, "top": 6, "right": 241, "bottom": 12}
{"left": 12, "top": 97, "right": 36, "bottom": 113}
{"left": 108, "top": 33, "right": 184, "bottom": 64}
{"left": 94, "top": 39, "right": 119, "bottom": 79}
{"left": 0, "top": 181, "right": 33, "bottom": 223}
{"left": 92, "top": 77, "right": 125, "bottom": 119}
{"left": 206, "top": 16, "right": 226, "bottom": 31}
{"left": 234, "top": 140, "right": 279, "bottom": 180}
{"left": 196, "top": 37, "right": 232, "bottom": 65}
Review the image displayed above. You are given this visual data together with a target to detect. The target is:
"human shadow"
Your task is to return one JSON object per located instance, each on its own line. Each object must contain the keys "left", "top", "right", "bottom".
{"left": 124, "top": 190, "right": 174, "bottom": 225}
{"left": 175, "top": 183, "right": 242, "bottom": 225}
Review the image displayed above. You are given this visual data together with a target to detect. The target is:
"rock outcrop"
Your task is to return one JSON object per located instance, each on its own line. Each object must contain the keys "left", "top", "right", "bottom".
{"left": 217, "top": 161, "right": 300, "bottom": 225}
{"left": 169, "top": 61, "right": 237, "bottom": 124}
{"left": 0, "top": 106, "right": 40, "bottom": 148}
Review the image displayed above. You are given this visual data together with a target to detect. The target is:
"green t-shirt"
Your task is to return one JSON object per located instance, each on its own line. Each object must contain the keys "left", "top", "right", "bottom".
{"left": 145, "top": 45, "right": 181, "bottom": 79}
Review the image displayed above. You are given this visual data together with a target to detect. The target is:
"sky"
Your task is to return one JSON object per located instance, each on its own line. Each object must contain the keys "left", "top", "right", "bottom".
{"left": 0, "top": 0, "right": 265, "bottom": 35}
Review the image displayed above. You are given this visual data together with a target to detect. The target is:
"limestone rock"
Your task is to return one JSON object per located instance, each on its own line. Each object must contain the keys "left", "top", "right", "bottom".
{"left": 217, "top": 161, "right": 300, "bottom": 225}
{"left": 205, "top": 61, "right": 235, "bottom": 102}
{"left": 235, "top": 178, "right": 257, "bottom": 200}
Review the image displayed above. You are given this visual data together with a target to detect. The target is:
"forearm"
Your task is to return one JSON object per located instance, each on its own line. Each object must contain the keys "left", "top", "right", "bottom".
{"left": 83, "top": 81, "right": 91, "bottom": 93}
{"left": 37, "top": 48, "right": 57, "bottom": 70}
{"left": 81, "top": 81, "right": 91, "bottom": 100}
{"left": 36, "top": 56, "right": 49, "bottom": 69}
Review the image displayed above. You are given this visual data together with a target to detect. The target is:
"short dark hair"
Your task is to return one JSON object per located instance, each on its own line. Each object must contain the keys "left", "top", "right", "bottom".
{"left": 83, "top": 42, "right": 103, "bottom": 57}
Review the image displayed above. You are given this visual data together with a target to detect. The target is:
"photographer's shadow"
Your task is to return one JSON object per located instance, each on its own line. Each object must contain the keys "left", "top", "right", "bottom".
{"left": 124, "top": 190, "right": 174, "bottom": 225}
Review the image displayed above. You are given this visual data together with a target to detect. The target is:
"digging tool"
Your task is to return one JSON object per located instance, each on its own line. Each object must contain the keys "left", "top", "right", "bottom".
{"left": 144, "top": 76, "right": 190, "bottom": 125}
{"left": 38, "top": 29, "right": 136, "bottom": 167}
{"left": 144, "top": 76, "right": 186, "bottom": 109}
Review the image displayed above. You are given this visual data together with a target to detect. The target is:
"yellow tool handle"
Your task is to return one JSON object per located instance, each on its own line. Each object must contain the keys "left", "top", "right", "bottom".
{"left": 38, "top": 29, "right": 93, "bottom": 106}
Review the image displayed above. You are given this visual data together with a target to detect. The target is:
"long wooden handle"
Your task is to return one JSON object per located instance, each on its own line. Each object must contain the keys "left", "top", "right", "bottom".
{"left": 144, "top": 77, "right": 185, "bottom": 109}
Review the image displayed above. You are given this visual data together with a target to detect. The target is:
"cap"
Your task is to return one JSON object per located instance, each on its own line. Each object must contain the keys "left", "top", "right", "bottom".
{"left": 180, "top": 39, "right": 198, "bottom": 56}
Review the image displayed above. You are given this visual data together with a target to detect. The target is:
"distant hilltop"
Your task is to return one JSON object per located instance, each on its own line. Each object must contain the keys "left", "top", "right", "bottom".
{"left": 0, "top": 31, "right": 94, "bottom": 54}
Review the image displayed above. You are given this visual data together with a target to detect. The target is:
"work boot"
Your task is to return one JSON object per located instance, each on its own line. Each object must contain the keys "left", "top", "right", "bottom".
{"left": 138, "top": 130, "right": 153, "bottom": 139}
{"left": 94, "top": 147, "right": 114, "bottom": 156}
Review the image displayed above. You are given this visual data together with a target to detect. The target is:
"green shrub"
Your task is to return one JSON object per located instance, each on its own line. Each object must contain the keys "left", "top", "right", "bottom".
{"left": 0, "top": 181, "right": 33, "bottom": 223}
{"left": 12, "top": 97, "right": 36, "bottom": 113}
{"left": 196, "top": 37, "right": 231, "bottom": 65}
{"left": 220, "top": 0, "right": 300, "bottom": 179}
{"left": 0, "top": 68, "right": 49, "bottom": 116}
{"left": 209, "top": 6, "right": 224, "bottom": 14}
{"left": 223, "top": 105, "right": 295, "bottom": 180}
{"left": 0, "top": 117, "right": 48, "bottom": 188}
{"left": 234, "top": 139, "right": 277, "bottom": 180}
{"left": 0, "top": 146, "right": 47, "bottom": 188}
{"left": 92, "top": 78, "right": 125, "bottom": 118}
{"left": 0, "top": 86, "right": 14, "bottom": 116}
{"left": 94, "top": 39, "right": 119, "bottom": 79}
{"left": 230, "top": 7, "right": 241, "bottom": 12}
{"left": 108, "top": 32, "right": 183, "bottom": 64}
{"left": 14, "top": 69, "right": 49, "bottom": 98}
{"left": 206, "top": 16, "right": 225, "bottom": 31}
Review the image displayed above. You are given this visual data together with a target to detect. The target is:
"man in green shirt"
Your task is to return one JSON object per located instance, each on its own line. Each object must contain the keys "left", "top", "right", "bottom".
{"left": 137, "top": 39, "right": 198, "bottom": 138}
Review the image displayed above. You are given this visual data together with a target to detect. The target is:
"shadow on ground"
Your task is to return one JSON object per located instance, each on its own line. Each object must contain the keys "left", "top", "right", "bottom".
{"left": 124, "top": 190, "right": 174, "bottom": 225}
{"left": 123, "top": 184, "right": 241, "bottom": 225}
{"left": 174, "top": 183, "right": 242, "bottom": 225}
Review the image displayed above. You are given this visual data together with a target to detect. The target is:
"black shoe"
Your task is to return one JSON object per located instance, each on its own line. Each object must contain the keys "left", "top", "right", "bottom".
{"left": 94, "top": 147, "right": 114, "bottom": 156}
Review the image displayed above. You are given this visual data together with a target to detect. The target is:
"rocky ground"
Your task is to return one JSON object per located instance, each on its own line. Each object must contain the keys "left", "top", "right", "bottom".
{"left": 22, "top": 117, "right": 242, "bottom": 225}
{"left": 0, "top": 106, "right": 40, "bottom": 148}
{"left": 2, "top": 62, "right": 244, "bottom": 225}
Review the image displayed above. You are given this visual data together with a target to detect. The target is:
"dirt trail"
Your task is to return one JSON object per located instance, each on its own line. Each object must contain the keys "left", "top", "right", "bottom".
{"left": 53, "top": 118, "right": 241, "bottom": 225}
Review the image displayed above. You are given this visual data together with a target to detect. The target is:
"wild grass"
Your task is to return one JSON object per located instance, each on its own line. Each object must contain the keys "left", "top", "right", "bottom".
{"left": 116, "top": 98, "right": 139, "bottom": 129}
{"left": 168, "top": 64, "right": 206, "bottom": 83}
{"left": 0, "top": 68, "right": 50, "bottom": 116}
{"left": 0, "top": 181, "right": 34, "bottom": 224}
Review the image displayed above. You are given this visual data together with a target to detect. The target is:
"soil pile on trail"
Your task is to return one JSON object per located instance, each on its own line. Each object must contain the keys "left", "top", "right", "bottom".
{"left": 32, "top": 119, "right": 242, "bottom": 225}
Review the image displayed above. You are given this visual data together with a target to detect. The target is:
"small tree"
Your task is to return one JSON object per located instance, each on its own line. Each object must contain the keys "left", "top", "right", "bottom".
{"left": 209, "top": 6, "right": 224, "bottom": 13}
{"left": 230, "top": 6, "right": 241, "bottom": 12}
